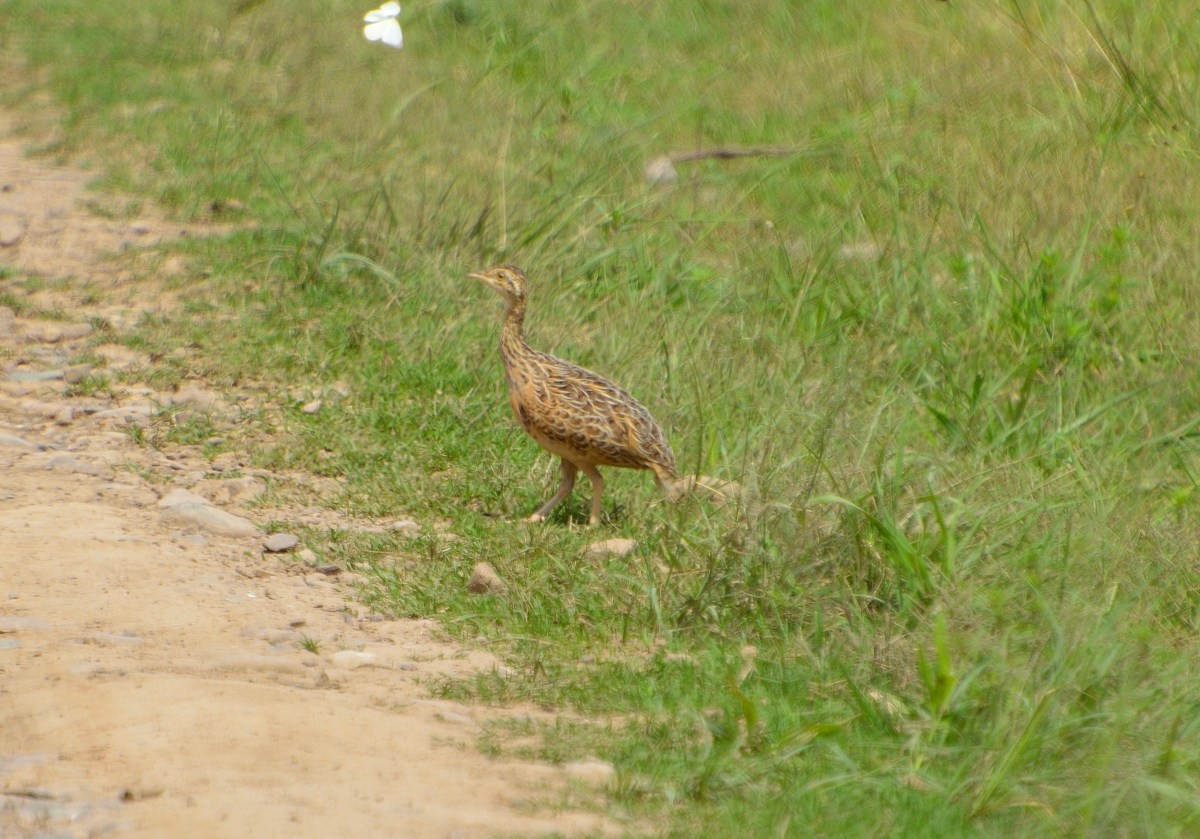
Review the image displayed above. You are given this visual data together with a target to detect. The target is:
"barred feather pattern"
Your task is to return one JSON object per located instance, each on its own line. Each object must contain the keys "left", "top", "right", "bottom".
{"left": 500, "top": 314, "right": 677, "bottom": 478}
{"left": 469, "top": 264, "right": 678, "bottom": 523}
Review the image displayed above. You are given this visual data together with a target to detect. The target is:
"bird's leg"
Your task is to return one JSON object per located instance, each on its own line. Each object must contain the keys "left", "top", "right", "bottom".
{"left": 579, "top": 464, "right": 605, "bottom": 526}
{"left": 528, "top": 459, "right": 578, "bottom": 522}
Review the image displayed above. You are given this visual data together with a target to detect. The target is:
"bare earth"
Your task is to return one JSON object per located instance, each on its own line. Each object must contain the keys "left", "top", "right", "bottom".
{"left": 0, "top": 116, "right": 617, "bottom": 838}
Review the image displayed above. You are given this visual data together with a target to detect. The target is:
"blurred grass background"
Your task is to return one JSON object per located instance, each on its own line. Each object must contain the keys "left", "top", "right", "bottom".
{"left": 3, "top": 0, "right": 1200, "bottom": 835}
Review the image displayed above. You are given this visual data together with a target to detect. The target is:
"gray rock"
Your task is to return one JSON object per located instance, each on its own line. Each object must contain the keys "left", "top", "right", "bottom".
{"left": 585, "top": 538, "right": 638, "bottom": 559}
{"left": 53, "top": 406, "right": 75, "bottom": 425}
{"left": 7, "top": 368, "right": 65, "bottom": 382}
{"left": 329, "top": 650, "right": 376, "bottom": 669}
{"left": 63, "top": 364, "right": 93, "bottom": 384}
{"left": 92, "top": 403, "right": 155, "bottom": 420}
{"left": 263, "top": 532, "right": 299, "bottom": 553}
{"left": 45, "top": 455, "right": 109, "bottom": 478}
{"left": 172, "top": 386, "right": 216, "bottom": 409}
{"left": 159, "top": 502, "right": 258, "bottom": 538}
{"left": 467, "top": 562, "right": 507, "bottom": 595}
{"left": 0, "top": 433, "right": 38, "bottom": 450}
{"left": 388, "top": 518, "right": 420, "bottom": 533}
{"left": 157, "top": 488, "right": 211, "bottom": 507}
{"left": 644, "top": 156, "right": 679, "bottom": 184}
{"left": 190, "top": 476, "right": 266, "bottom": 507}
{"left": 0, "top": 212, "right": 26, "bottom": 246}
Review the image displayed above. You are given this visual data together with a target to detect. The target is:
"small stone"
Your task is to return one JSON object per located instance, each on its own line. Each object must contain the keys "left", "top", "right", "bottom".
{"left": 644, "top": 156, "right": 678, "bottom": 184}
{"left": 467, "top": 562, "right": 507, "bottom": 595}
{"left": 329, "top": 650, "right": 376, "bottom": 670}
{"left": 44, "top": 455, "right": 109, "bottom": 478}
{"left": 63, "top": 364, "right": 93, "bottom": 384}
{"left": 562, "top": 759, "right": 616, "bottom": 786}
{"left": 53, "top": 406, "right": 75, "bottom": 425}
{"left": 157, "top": 488, "right": 211, "bottom": 508}
{"left": 159, "top": 502, "right": 258, "bottom": 538}
{"left": 296, "top": 548, "right": 318, "bottom": 564}
{"left": 57, "top": 322, "right": 94, "bottom": 342}
{"left": 263, "top": 533, "right": 299, "bottom": 553}
{"left": 585, "top": 538, "right": 638, "bottom": 559}
{"left": 172, "top": 386, "right": 216, "bottom": 410}
{"left": 387, "top": 519, "right": 420, "bottom": 533}
{"left": 0, "top": 433, "right": 38, "bottom": 450}
{"left": 300, "top": 399, "right": 322, "bottom": 415}
{"left": 674, "top": 475, "right": 747, "bottom": 507}
{"left": 92, "top": 403, "right": 155, "bottom": 420}
{"left": 0, "top": 212, "right": 26, "bottom": 246}
{"left": 7, "top": 368, "right": 65, "bottom": 382}
{"left": 190, "top": 476, "right": 266, "bottom": 507}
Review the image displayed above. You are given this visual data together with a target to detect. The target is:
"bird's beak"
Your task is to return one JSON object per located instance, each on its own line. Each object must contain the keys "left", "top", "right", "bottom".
{"left": 467, "top": 272, "right": 489, "bottom": 282}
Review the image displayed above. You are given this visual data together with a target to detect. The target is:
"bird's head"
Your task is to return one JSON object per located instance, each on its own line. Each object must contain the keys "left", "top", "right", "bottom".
{"left": 467, "top": 264, "right": 527, "bottom": 305}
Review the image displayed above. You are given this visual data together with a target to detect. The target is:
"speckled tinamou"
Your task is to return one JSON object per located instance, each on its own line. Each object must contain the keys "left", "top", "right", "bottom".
{"left": 468, "top": 264, "right": 678, "bottom": 525}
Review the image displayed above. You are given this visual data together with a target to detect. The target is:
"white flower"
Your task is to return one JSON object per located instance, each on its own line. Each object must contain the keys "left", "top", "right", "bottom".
{"left": 363, "top": 2, "right": 402, "bottom": 49}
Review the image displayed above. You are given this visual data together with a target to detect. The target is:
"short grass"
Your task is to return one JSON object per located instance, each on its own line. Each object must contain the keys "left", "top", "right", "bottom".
{"left": 4, "top": 1, "right": 1200, "bottom": 836}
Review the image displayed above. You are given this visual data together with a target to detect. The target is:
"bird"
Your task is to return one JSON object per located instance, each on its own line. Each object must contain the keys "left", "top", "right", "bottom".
{"left": 467, "top": 264, "right": 679, "bottom": 525}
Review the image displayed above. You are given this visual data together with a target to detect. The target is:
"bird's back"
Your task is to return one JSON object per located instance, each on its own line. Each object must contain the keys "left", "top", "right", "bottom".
{"left": 504, "top": 348, "right": 676, "bottom": 476}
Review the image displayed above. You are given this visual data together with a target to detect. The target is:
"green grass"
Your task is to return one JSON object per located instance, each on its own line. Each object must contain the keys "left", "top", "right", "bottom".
{"left": 4, "top": 1, "right": 1200, "bottom": 835}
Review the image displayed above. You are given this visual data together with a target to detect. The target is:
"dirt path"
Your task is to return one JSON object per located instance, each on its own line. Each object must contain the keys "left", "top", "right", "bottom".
{"left": 0, "top": 117, "right": 616, "bottom": 838}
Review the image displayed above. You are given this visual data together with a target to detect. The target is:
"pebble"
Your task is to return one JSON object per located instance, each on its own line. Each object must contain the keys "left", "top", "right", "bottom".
{"left": 157, "top": 488, "right": 211, "bottom": 507}
{"left": 644, "top": 155, "right": 679, "bottom": 184}
{"left": 467, "top": 562, "right": 507, "bottom": 595}
{"left": 190, "top": 476, "right": 266, "bottom": 506}
{"left": 34, "top": 322, "right": 92, "bottom": 343}
{"left": 7, "top": 368, "right": 65, "bottom": 382}
{"left": 0, "top": 616, "right": 51, "bottom": 632}
{"left": 63, "top": 364, "right": 93, "bottom": 384}
{"left": 296, "top": 548, "right": 318, "bottom": 564}
{"left": 92, "top": 403, "right": 155, "bottom": 420}
{"left": 171, "top": 386, "right": 217, "bottom": 410}
{"left": 53, "top": 406, "right": 75, "bottom": 425}
{"left": 300, "top": 399, "right": 322, "bottom": 414}
{"left": 159, "top": 502, "right": 258, "bottom": 538}
{"left": 0, "top": 212, "right": 25, "bottom": 246}
{"left": 676, "top": 475, "right": 747, "bottom": 507}
{"left": 388, "top": 519, "right": 420, "bottom": 533}
{"left": 0, "top": 433, "right": 38, "bottom": 450}
{"left": 329, "top": 650, "right": 376, "bottom": 669}
{"left": 585, "top": 538, "right": 638, "bottom": 559}
{"left": 44, "top": 455, "right": 110, "bottom": 478}
{"left": 263, "top": 533, "right": 299, "bottom": 553}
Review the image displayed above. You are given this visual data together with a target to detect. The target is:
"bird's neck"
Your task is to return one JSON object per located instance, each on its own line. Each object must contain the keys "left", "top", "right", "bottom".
{"left": 499, "top": 297, "right": 530, "bottom": 368}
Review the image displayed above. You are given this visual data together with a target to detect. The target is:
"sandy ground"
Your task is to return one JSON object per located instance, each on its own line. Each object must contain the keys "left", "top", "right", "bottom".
{"left": 0, "top": 116, "right": 618, "bottom": 838}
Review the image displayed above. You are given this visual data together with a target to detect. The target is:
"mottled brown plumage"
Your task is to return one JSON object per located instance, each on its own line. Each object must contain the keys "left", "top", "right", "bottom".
{"left": 468, "top": 264, "right": 678, "bottom": 525}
